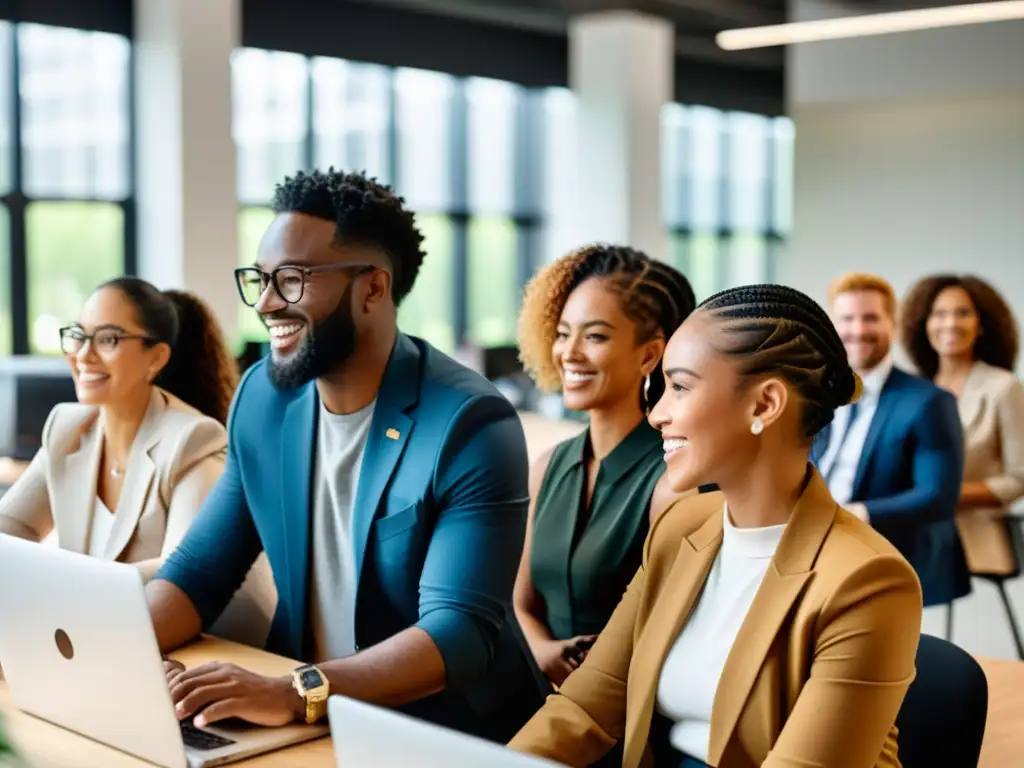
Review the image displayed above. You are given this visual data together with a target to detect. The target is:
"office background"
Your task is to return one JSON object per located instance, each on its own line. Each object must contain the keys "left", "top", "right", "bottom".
{"left": 0, "top": 0, "right": 1022, "bottom": 662}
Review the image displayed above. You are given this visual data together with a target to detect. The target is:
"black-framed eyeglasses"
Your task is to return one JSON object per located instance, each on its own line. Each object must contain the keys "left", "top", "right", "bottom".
{"left": 59, "top": 326, "right": 159, "bottom": 357}
{"left": 234, "top": 263, "right": 378, "bottom": 307}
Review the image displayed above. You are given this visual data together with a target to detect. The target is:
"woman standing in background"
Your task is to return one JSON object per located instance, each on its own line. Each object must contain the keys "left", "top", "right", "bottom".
{"left": 513, "top": 244, "right": 696, "bottom": 691}
{"left": 0, "top": 277, "right": 238, "bottom": 581}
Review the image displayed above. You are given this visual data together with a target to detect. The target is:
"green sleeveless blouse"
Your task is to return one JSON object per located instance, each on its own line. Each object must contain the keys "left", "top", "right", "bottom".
{"left": 530, "top": 420, "right": 665, "bottom": 639}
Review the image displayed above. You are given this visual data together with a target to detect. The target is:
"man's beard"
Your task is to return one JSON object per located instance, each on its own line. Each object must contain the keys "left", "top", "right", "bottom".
{"left": 266, "top": 285, "right": 358, "bottom": 390}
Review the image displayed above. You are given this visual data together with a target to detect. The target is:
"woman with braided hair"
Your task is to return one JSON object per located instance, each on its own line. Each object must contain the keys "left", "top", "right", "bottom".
{"left": 510, "top": 284, "right": 923, "bottom": 768}
{"left": 514, "top": 244, "right": 697, "bottom": 692}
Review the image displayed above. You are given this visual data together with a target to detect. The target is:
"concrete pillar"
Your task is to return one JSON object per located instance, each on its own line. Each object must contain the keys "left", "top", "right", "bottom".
{"left": 569, "top": 11, "right": 674, "bottom": 261}
{"left": 133, "top": 0, "right": 240, "bottom": 342}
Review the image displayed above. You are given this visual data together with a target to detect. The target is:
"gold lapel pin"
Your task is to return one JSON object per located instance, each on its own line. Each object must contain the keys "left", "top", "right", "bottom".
{"left": 385, "top": 428, "right": 401, "bottom": 440}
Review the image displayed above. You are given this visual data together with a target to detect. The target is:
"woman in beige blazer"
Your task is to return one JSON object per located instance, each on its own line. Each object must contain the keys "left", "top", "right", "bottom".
{"left": 509, "top": 284, "right": 923, "bottom": 768}
{"left": 902, "top": 275, "right": 1024, "bottom": 580}
{"left": 0, "top": 277, "right": 239, "bottom": 582}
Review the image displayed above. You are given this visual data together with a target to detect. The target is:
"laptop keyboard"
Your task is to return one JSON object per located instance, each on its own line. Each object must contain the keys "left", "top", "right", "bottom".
{"left": 180, "top": 717, "right": 237, "bottom": 751}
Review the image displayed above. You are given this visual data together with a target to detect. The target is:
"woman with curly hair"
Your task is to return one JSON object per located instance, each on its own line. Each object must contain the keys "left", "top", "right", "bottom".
{"left": 901, "top": 274, "right": 1024, "bottom": 620}
{"left": 510, "top": 284, "right": 921, "bottom": 768}
{"left": 514, "top": 244, "right": 697, "bottom": 694}
{"left": 0, "top": 277, "right": 239, "bottom": 581}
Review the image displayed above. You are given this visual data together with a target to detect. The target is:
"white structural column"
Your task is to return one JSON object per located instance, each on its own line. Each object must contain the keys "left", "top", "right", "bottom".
{"left": 569, "top": 11, "right": 674, "bottom": 261}
{"left": 133, "top": 0, "right": 241, "bottom": 341}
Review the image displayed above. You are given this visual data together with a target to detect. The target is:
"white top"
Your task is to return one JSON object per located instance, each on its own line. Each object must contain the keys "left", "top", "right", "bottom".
{"left": 309, "top": 397, "right": 376, "bottom": 663}
{"left": 86, "top": 496, "right": 116, "bottom": 557}
{"left": 819, "top": 355, "right": 894, "bottom": 504}
{"left": 656, "top": 506, "right": 786, "bottom": 762}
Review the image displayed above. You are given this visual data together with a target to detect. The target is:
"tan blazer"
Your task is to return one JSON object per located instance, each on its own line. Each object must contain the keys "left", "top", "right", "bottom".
{"left": 509, "top": 469, "right": 923, "bottom": 768}
{"left": 0, "top": 387, "right": 227, "bottom": 581}
{"left": 956, "top": 361, "right": 1024, "bottom": 576}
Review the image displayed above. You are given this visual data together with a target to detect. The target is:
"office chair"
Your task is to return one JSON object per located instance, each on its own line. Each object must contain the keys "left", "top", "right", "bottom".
{"left": 895, "top": 634, "right": 988, "bottom": 768}
{"left": 948, "top": 513, "right": 1024, "bottom": 659}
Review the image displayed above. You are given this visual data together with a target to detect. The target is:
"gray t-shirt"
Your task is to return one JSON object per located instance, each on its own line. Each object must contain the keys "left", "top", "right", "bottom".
{"left": 308, "top": 397, "right": 376, "bottom": 663}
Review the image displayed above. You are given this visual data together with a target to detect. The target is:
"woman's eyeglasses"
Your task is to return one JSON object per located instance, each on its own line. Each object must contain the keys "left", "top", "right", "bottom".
{"left": 59, "top": 327, "right": 158, "bottom": 357}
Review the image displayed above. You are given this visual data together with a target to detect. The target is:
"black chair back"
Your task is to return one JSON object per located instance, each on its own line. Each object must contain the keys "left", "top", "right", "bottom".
{"left": 896, "top": 634, "right": 988, "bottom": 768}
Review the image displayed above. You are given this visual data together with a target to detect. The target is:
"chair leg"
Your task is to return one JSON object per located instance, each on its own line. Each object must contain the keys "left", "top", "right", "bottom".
{"left": 995, "top": 581, "right": 1024, "bottom": 660}
{"left": 945, "top": 602, "right": 954, "bottom": 642}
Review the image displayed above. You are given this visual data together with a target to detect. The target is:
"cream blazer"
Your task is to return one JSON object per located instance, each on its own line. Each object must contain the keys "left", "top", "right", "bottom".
{"left": 956, "top": 361, "right": 1024, "bottom": 576}
{"left": 0, "top": 387, "right": 227, "bottom": 581}
{"left": 509, "top": 469, "right": 923, "bottom": 768}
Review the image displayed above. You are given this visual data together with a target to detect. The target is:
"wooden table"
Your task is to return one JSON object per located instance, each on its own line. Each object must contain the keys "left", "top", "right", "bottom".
{"left": 0, "top": 636, "right": 335, "bottom": 767}
{"left": 977, "top": 656, "right": 1024, "bottom": 766}
{"left": 3, "top": 642, "right": 1023, "bottom": 766}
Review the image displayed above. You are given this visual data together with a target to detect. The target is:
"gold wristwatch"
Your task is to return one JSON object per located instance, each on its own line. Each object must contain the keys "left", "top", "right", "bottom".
{"left": 291, "top": 664, "right": 329, "bottom": 724}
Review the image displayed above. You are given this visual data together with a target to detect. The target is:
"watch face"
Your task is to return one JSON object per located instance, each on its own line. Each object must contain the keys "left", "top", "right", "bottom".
{"left": 300, "top": 668, "right": 323, "bottom": 690}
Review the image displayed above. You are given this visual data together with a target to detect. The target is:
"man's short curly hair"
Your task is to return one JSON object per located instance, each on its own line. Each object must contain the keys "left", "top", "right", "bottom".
{"left": 271, "top": 168, "right": 426, "bottom": 306}
{"left": 901, "top": 274, "right": 1019, "bottom": 378}
{"left": 517, "top": 244, "right": 696, "bottom": 407}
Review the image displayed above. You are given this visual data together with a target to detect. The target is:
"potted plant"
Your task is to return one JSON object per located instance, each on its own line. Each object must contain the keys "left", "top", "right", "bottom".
{"left": 0, "top": 716, "right": 15, "bottom": 766}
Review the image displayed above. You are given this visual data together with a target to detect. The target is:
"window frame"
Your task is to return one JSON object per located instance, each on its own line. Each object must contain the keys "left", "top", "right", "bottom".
{"left": 0, "top": 21, "right": 135, "bottom": 355}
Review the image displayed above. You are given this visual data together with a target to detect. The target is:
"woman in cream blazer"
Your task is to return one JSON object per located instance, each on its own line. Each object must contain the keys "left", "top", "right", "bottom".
{"left": 0, "top": 278, "right": 237, "bottom": 582}
{"left": 510, "top": 285, "right": 923, "bottom": 768}
{"left": 0, "top": 387, "right": 226, "bottom": 581}
{"left": 902, "top": 275, "right": 1024, "bottom": 580}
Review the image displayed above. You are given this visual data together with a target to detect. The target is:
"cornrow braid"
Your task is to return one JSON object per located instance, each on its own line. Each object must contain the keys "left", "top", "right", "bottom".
{"left": 518, "top": 244, "right": 696, "bottom": 408}
{"left": 699, "top": 284, "right": 861, "bottom": 438}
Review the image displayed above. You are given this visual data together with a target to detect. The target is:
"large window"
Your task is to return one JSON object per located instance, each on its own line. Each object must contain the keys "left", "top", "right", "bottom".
{"left": 231, "top": 52, "right": 544, "bottom": 354}
{"left": 232, "top": 49, "right": 309, "bottom": 206}
{"left": 228, "top": 49, "right": 795, "bottom": 356}
{"left": 0, "top": 205, "right": 10, "bottom": 357}
{"left": 663, "top": 102, "right": 793, "bottom": 301}
{"left": 0, "top": 22, "right": 132, "bottom": 354}
{"left": 311, "top": 58, "right": 390, "bottom": 183}
{"left": 26, "top": 201, "right": 123, "bottom": 353}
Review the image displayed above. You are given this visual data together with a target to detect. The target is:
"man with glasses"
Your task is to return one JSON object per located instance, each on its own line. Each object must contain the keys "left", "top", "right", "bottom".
{"left": 147, "top": 169, "right": 545, "bottom": 740}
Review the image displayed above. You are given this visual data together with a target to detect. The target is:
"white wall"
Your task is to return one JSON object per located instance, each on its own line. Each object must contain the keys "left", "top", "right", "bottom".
{"left": 781, "top": 92, "right": 1024, "bottom": 364}
{"left": 789, "top": 0, "right": 1024, "bottom": 106}
{"left": 783, "top": 1, "right": 1024, "bottom": 374}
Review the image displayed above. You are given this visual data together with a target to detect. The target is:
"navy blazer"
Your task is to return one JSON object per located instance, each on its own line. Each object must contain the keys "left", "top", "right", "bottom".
{"left": 812, "top": 367, "right": 970, "bottom": 606}
{"left": 156, "top": 333, "right": 545, "bottom": 738}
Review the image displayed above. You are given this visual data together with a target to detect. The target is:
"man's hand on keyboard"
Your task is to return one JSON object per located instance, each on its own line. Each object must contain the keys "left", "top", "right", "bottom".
{"left": 163, "top": 657, "right": 186, "bottom": 684}
{"left": 167, "top": 661, "right": 305, "bottom": 729}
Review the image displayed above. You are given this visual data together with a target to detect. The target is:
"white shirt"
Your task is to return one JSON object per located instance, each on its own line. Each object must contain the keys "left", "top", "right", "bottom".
{"left": 87, "top": 496, "right": 115, "bottom": 557}
{"left": 818, "top": 355, "right": 894, "bottom": 504}
{"left": 309, "top": 397, "right": 376, "bottom": 663}
{"left": 656, "top": 506, "right": 786, "bottom": 762}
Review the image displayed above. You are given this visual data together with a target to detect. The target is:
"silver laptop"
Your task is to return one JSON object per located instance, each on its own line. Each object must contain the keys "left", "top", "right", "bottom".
{"left": 0, "top": 534, "right": 328, "bottom": 768}
{"left": 328, "top": 694, "right": 563, "bottom": 768}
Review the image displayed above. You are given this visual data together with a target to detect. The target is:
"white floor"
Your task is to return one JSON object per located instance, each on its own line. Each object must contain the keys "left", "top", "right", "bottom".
{"left": 923, "top": 574, "right": 1024, "bottom": 660}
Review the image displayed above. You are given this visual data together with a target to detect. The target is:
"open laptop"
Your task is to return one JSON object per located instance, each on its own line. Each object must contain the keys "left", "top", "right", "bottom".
{"left": 0, "top": 534, "right": 328, "bottom": 768}
{"left": 328, "top": 694, "right": 564, "bottom": 768}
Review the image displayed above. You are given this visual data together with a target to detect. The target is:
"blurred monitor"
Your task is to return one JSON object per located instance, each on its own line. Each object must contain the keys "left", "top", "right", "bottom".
{"left": 480, "top": 346, "right": 536, "bottom": 410}
{"left": 0, "top": 356, "right": 77, "bottom": 461}
{"left": 481, "top": 346, "right": 523, "bottom": 382}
